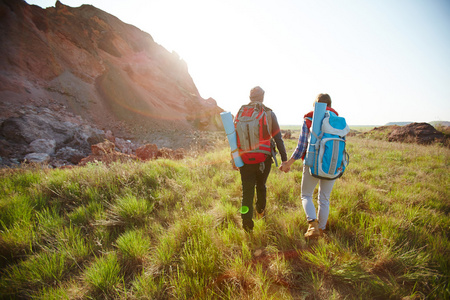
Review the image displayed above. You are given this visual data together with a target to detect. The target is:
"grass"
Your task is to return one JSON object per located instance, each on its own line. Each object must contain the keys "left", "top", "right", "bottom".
{"left": 0, "top": 136, "right": 449, "bottom": 299}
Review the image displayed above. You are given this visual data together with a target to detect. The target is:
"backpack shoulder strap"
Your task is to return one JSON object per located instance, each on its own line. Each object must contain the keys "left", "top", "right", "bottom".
{"left": 261, "top": 104, "right": 273, "bottom": 137}
{"left": 235, "top": 104, "right": 250, "bottom": 121}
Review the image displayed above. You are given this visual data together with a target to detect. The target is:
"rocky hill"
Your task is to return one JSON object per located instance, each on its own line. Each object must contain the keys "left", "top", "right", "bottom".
{"left": 363, "top": 123, "right": 449, "bottom": 147}
{"left": 0, "top": 0, "right": 223, "bottom": 167}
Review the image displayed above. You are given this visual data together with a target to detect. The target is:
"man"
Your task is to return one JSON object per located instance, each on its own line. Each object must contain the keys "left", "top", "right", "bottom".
{"left": 233, "top": 86, "right": 287, "bottom": 232}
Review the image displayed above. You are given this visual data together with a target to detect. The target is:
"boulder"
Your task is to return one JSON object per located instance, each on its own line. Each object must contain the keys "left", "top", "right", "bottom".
{"left": 30, "top": 139, "right": 56, "bottom": 155}
{"left": 283, "top": 130, "right": 292, "bottom": 139}
{"left": 156, "top": 147, "right": 185, "bottom": 160}
{"left": 173, "top": 148, "right": 185, "bottom": 160}
{"left": 0, "top": 139, "right": 26, "bottom": 157}
{"left": 24, "top": 153, "right": 50, "bottom": 164}
{"left": 65, "top": 124, "right": 106, "bottom": 153}
{"left": 55, "top": 147, "right": 85, "bottom": 164}
{"left": 115, "top": 138, "right": 135, "bottom": 155}
{"left": 91, "top": 140, "right": 116, "bottom": 155}
{"left": 135, "top": 144, "right": 159, "bottom": 160}
{"left": 78, "top": 141, "right": 140, "bottom": 166}
{"left": 0, "top": 114, "right": 75, "bottom": 145}
{"left": 0, "top": 106, "right": 109, "bottom": 166}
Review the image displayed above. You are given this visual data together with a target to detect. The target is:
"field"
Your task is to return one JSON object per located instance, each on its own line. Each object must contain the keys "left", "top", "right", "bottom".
{"left": 0, "top": 136, "right": 449, "bottom": 299}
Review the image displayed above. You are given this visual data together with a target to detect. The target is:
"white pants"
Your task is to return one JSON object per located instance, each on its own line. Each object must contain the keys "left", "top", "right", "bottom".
{"left": 301, "top": 166, "right": 336, "bottom": 230}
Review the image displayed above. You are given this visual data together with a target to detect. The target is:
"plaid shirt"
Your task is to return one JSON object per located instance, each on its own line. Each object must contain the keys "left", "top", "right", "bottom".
{"left": 291, "top": 120, "right": 310, "bottom": 160}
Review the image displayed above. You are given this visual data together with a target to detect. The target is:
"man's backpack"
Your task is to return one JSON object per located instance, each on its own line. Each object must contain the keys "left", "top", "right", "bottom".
{"left": 307, "top": 110, "right": 350, "bottom": 179}
{"left": 235, "top": 102, "right": 273, "bottom": 164}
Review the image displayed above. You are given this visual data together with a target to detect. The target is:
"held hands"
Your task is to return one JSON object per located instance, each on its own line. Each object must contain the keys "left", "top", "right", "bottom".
{"left": 279, "top": 161, "right": 291, "bottom": 173}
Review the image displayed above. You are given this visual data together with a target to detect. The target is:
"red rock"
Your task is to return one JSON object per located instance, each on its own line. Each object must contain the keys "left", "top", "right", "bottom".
{"left": 135, "top": 144, "right": 159, "bottom": 160}
{"left": 91, "top": 140, "right": 115, "bottom": 155}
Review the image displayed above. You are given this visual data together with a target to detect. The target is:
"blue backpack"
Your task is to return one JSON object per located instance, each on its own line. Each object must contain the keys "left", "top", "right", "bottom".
{"left": 307, "top": 111, "right": 350, "bottom": 180}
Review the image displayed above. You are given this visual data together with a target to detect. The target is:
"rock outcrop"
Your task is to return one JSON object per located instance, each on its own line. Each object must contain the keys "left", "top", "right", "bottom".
{"left": 0, "top": 105, "right": 106, "bottom": 166}
{"left": 282, "top": 130, "right": 292, "bottom": 139}
{"left": 0, "top": 0, "right": 224, "bottom": 167}
{"left": 363, "top": 123, "right": 449, "bottom": 147}
{"left": 78, "top": 140, "right": 185, "bottom": 166}
{"left": 387, "top": 122, "right": 449, "bottom": 146}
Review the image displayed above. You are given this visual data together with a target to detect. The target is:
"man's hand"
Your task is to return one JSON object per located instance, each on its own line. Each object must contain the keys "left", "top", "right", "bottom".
{"left": 279, "top": 159, "right": 294, "bottom": 173}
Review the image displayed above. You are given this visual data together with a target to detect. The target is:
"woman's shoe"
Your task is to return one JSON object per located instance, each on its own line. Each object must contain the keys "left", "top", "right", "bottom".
{"left": 304, "top": 220, "right": 321, "bottom": 239}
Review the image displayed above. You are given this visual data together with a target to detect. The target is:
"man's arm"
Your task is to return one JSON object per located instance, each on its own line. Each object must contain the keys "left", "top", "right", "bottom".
{"left": 270, "top": 112, "right": 288, "bottom": 162}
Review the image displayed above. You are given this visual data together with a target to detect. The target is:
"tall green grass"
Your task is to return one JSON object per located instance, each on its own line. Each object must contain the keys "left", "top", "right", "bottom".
{"left": 0, "top": 137, "right": 448, "bottom": 299}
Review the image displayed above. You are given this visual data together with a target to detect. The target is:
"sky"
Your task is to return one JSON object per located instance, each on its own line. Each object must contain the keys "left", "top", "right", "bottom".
{"left": 25, "top": 0, "right": 450, "bottom": 125}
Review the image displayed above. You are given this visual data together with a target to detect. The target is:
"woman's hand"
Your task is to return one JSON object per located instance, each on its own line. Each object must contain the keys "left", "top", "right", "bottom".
{"left": 279, "top": 161, "right": 290, "bottom": 173}
{"left": 279, "top": 158, "right": 294, "bottom": 173}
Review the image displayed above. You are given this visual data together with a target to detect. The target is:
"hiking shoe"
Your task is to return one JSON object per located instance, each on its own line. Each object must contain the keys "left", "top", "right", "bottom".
{"left": 243, "top": 219, "right": 254, "bottom": 233}
{"left": 256, "top": 209, "right": 265, "bottom": 219}
{"left": 304, "top": 220, "right": 321, "bottom": 239}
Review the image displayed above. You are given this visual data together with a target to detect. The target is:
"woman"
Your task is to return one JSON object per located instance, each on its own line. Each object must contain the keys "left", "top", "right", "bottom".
{"left": 280, "top": 93, "right": 339, "bottom": 239}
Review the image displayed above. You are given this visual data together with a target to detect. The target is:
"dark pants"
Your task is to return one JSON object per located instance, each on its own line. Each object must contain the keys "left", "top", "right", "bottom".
{"left": 239, "top": 157, "right": 272, "bottom": 231}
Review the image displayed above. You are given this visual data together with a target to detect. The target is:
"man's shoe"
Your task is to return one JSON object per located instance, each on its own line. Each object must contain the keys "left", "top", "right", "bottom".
{"left": 256, "top": 209, "right": 265, "bottom": 219}
{"left": 243, "top": 219, "right": 254, "bottom": 233}
{"left": 304, "top": 220, "right": 321, "bottom": 239}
